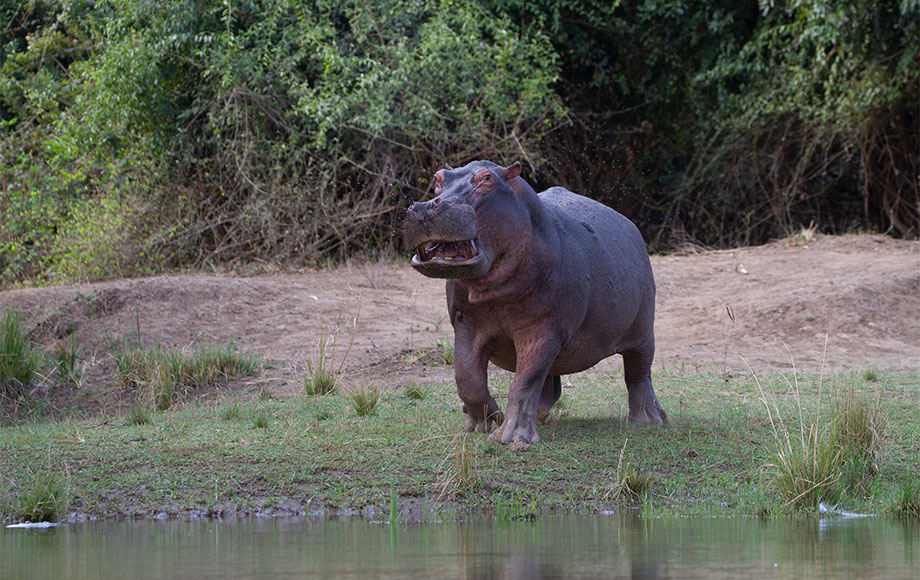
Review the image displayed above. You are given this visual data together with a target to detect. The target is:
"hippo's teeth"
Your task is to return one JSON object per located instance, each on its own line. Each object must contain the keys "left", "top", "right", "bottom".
{"left": 416, "top": 240, "right": 477, "bottom": 262}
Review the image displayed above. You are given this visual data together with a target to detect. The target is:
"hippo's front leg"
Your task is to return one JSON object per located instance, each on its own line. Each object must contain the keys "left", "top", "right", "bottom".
{"left": 489, "top": 336, "right": 560, "bottom": 447}
{"left": 454, "top": 323, "right": 504, "bottom": 433}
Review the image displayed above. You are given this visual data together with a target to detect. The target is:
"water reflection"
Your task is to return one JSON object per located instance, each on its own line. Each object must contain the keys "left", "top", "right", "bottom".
{"left": 3, "top": 513, "right": 918, "bottom": 579}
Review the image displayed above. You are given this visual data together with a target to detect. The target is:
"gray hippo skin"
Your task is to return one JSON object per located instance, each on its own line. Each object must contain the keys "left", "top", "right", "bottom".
{"left": 402, "top": 160, "right": 666, "bottom": 447}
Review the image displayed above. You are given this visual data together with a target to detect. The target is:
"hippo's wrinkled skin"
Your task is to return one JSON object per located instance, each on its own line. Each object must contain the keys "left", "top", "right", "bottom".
{"left": 403, "top": 160, "right": 666, "bottom": 447}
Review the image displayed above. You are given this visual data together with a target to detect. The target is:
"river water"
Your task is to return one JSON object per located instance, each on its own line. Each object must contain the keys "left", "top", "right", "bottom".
{"left": 3, "top": 513, "right": 918, "bottom": 579}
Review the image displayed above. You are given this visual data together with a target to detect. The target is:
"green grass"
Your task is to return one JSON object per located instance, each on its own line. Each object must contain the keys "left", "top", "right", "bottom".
{"left": 304, "top": 336, "right": 338, "bottom": 396}
{"left": 112, "top": 341, "right": 261, "bottom": 410}
{"left": 311, "top": 402, "right": 334, "bottom": 421}
{"left": 435, "top": 432, "right": 482, "bottom": 498}
{"left": 437, "top": 338, "right": 454, "bottom": 365}
{"left": 604, "top": 438, "right": 653, "bottom": 503}
{"left": 1, "top": 310, "right": 38, "bottom": 399}
{"left": 221, "top": 402, "right": 242, "bottom": 421}
{"left": 304, "top": 329, "right": 355, "bottom": 397}
{"left": 493, "top": 488, "right": 539, "bottom": 521}
{"left": 0, "top": 370, "right": 917, "bottom": 521}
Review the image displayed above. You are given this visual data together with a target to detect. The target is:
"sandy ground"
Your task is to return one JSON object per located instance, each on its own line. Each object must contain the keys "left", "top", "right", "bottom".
{"left": 2, "top": 234, "right": 918, "bottom": 405}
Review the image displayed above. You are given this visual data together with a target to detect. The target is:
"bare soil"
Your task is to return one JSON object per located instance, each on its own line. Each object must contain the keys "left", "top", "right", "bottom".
{"left": 2, "top": 234, "right": 918, "bottom": 407}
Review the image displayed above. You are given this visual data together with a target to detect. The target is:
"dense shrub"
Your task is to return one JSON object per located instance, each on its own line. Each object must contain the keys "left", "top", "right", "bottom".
{"left": 1, "top": 1, "right": 916, "bottom": 285}
{"left": 1, "top": 0, "right": 563, "bottom": 284}
{"left": 489, "top": 0, "right": 918, "bottom": 247}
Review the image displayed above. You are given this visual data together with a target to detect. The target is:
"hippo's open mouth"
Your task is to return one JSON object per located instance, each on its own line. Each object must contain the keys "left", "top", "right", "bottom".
{"left": 410, "top": 239, "right": 490, "bottom": 279}
{"left": 413, "top": 240, "right": 478, "bottom": 263}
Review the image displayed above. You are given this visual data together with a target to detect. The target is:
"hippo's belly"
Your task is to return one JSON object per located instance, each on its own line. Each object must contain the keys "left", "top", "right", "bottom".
{"left": 487, "top": 332, "right": 620, "bottom": 376}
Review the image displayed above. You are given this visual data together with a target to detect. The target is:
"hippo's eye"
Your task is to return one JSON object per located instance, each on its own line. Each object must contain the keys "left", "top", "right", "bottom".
{"left": 483, "top": 174, "right": 491, "bottom": 182}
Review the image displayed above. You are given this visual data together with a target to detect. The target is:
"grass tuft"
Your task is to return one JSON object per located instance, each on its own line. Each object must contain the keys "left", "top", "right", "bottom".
{"left": 891, "top": 477, "right": 920, "bottom": 520}
{"left": 349, "top": 384, "right": 380, "bottom": 416}
{"left": 388, "top": 485, "right": 398, "bottom": 524}
{"left": 221, "top": 402, "right": 241, "bottom": 420}
{"left": 436, "top": 433, "right": 480, "bottom": 498}
{"left": 605, "top": 439, "right": 653, "bottom": 502}
{"left": 113, "top": 341, "right": 261, "bottom": 410}
{"left": 771, "top": 421, "right": 844, "bottom": 507}
{"left": 437, "top": 338, "right": 454, "bottom": 365}
{"left": 494, "top": 490, "right": 539, "bottom": 521}
{"left": 54, "top": 335, "right": 85, "bottom": 387}
{"left": 304, "top": 316, "right": 358, "bottom": 397}
{"left": 127, "top": 404, "right": 153, "bottom": 426}
{"left": 252, "top": 410, "right": 269, "bottom": 429}
{"left": 304, "top": 333, "right": 341, "bottom": 396}
{"left": 1, "top": 310, "right": 38, "bottom": 399}
{"left": 830, "top": 388, "right": 884, "bottom": 496}
{"left": 311, "top": 404, "right": 333, "bottom": 421}
{"left": 756, "top": 366, "right": 885, "bottom": 508}
{"left": 405, "top": 383, "right": 428, "bottom": 400}
{"left": 15, "top": 471, "right": 64, "bottom": 523}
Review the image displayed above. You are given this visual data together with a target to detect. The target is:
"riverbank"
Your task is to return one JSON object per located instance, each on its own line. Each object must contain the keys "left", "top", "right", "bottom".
{"left": 2, "top": 368, "right": 918, "bottom": 522}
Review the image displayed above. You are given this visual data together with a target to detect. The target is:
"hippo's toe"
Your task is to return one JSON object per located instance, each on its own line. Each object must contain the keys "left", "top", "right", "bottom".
{"left": 627, "top": 399, "right": 668, "bottom": 425}
{"left": 463, "top": 408, "right": 504, "bottom": 434}
{"left": 488, "top": 421, "right": 541, "bottom": 447}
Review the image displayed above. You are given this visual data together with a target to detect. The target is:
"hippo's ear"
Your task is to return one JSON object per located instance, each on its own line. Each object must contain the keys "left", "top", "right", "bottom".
{"left": 503, "top": 162, "right": 521, "bottom": 180}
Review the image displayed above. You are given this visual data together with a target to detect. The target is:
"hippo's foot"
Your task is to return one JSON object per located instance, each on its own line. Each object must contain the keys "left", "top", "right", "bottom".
{"left": 536, "top": 405, "right": 556, "bottom": 425}
{"left": 626, "top": 397, "right": 668, "bottom": 425}
{"left": 488, "top": 416, "right": 541, "bottom": 448}
{"left": 462, "top": 406, "right": 504, "bottom": 434}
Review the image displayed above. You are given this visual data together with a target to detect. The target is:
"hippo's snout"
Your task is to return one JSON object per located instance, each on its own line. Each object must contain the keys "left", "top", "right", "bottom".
{"left": 402, "top": 201, "right": 490, "bottom": 280}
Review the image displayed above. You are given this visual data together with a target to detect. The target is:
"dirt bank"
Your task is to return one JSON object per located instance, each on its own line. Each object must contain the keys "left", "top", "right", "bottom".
{"left": 2, "top": 234, "right": 918, "bottom": 404}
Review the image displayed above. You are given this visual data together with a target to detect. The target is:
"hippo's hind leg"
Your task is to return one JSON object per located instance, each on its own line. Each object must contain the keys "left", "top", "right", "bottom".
{"left": 622, "top": 342, "right": 667, "bottom": 425}
{"left": 536, "top": 375, "right": 562, "bottom": 424}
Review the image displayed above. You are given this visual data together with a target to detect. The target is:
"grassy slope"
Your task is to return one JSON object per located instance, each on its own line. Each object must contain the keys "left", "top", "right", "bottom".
{"left": 1, "top": 370, "right": 918, "bottom": 521}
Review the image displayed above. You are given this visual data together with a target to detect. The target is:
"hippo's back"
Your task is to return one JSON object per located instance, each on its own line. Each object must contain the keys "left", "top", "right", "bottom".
{"left": 537, "top": 188, "right": 655, "bottom": 364}
{"left": 538, "top": 186, "right": 649, "bottom": 259}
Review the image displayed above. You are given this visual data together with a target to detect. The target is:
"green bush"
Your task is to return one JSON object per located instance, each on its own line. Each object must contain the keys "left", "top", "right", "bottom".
{"left": 1, "top": 1, "right": 916, "bottom": 286}
{"left": 1, "top": 0, "right": 564, "bottom": 285}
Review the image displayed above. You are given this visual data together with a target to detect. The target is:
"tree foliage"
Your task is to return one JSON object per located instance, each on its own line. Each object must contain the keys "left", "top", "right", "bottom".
{"left": 1, "top": 0, "right": 917, "bottom": 285}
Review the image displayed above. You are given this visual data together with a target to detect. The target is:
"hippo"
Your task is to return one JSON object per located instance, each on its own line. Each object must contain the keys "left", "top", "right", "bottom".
{"left": 402, "top": 160, "right": 666, "bottom": 447}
